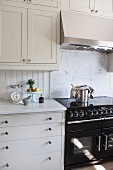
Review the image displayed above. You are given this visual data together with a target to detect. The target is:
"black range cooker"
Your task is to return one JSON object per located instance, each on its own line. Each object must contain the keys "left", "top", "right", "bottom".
{"left": 55, "top": 96, "right": 113, "bottom": 170}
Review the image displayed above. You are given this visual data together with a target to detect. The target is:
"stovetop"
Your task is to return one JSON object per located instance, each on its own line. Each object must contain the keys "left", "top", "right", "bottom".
{"left": 55, "top": 97, "right": 113, "bottom": 121}
{"left": 54, "top": 96, "right": 113, "bottom": 108}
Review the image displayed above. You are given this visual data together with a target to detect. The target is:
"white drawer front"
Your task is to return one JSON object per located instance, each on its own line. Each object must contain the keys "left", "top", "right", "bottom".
{"left": 0, "top": 112, "right": 63, "bottom": 127}
{"left": 0, "top": 136, "right": 61, "bottom": 159}
{"left": 0, "top": 123, "right": 61, "bottom": 141}
{"left": 0, "top": 151, "right": 61, "bottom": 170}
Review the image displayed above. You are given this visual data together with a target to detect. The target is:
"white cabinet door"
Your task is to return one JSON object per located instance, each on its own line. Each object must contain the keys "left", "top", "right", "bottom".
{"left": 28, "top": 9, "right": 57, "bottom": 64}
{"left": 5, "top": 0, "right": 26, "bottom": 3}
{"left": 28, "top": 0, "right": 58, "bottom": 8}
{"left": 62, "top": 0, "right": 94, "bottom": 13}
{"left": 94, "top": 0, "right": 113, "bottom": 17}
{"left": 0, "top": 5, "right": 27, "bottom": 63}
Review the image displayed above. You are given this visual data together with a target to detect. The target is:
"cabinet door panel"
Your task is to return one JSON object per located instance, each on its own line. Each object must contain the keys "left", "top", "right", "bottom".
{"left": 95, "top": 0, "right": 113, "bottom": 17}
{"left": 69, "top": 0, "right": 94, "bottom": 13}
{"left": 28, "top": 0, "right": 58, "bottom": 8}
{"left": 0, "top": 5, "right": 27, "bottom": 63}
{"left": 0, "top": 152, "right": 61, "bottom": 170}
{"left": 28, "top": 9, "right": 57, "bottom": 64}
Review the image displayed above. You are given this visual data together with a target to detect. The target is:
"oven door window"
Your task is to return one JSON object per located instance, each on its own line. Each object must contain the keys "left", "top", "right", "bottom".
{"left": 65, "top": 129, "right": 101, "bottom": 166}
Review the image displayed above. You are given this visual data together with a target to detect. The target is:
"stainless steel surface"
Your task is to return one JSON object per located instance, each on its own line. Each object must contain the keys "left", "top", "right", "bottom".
{"left": 103, "top": 134, "right": 108, "bottom": 151}
{"left": 67, "top": 118, "right": 104, "bottom": 124}
{"left": 61, "top": 11, "right": 113, "bottom": 53}
{"left": 77, "top": 89, "right": 89, "bottom": 102}
{"left": 97, "top": 135, "right": 101, "bottom": 152}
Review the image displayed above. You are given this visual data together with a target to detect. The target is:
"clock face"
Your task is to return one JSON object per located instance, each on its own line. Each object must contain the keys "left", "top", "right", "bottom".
{"left": 11, "top": 91, "right": 23, "bottom": 102}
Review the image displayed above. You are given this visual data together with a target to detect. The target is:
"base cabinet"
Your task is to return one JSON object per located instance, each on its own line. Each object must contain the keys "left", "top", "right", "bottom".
{"left": 0, "top": 152, "right": 61, "bottom": 170}
{"left": 0, "top": 112, "right": 64, "bottom": 170}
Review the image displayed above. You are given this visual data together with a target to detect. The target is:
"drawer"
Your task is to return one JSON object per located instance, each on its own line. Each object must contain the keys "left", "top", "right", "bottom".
{"left": 0, "top": 136, "right": 61, "bottom": 159}
{"left": 28, "top": 0, "right": 58, "bottom": 8}
{"left": 0, "top": 123, "right": 61, "bottom": 141}
{"left": 0, "top": 112, "right": 63, "bottom": 127}
{"left": 0, "top": 151, "right": 61, "bottom": 170}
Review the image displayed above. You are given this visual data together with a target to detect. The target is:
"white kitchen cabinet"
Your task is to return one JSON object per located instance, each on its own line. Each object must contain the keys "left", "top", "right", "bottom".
{"left": 28, "top": 9, "right": 57, "bottom": 64}
{"left": 61, "top": 0, "right": 113, "bottom": 18}
{"left": 94, "top": 0, "right": 113, "bottom": 18}
{"left": 0, "top": 111, "right": 64, "bottom": 170}
{"left": 28, "top": 0, "right": 59, "bottom": 8}
{"left": 0, "top": 5, "right": 27, "bottom": 63}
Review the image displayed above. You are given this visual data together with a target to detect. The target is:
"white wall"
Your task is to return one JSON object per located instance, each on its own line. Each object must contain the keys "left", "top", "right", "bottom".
{"left": 0, "top": 50, "right": 113, "bottom": 100}
{"left": 50, "top": 50, "right": 113, "bottom": 98}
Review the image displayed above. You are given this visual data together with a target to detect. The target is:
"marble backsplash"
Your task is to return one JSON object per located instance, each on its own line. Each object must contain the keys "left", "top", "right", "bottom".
{"left": 50, "top": 50, "right": 113, "bottom": 98}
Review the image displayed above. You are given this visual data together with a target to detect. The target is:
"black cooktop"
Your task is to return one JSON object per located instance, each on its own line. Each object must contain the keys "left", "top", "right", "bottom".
{"left": 54, "top": 96, "right": 113, "bottom": 108}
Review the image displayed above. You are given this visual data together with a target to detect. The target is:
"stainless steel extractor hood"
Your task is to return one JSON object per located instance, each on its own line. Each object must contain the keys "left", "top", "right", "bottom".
{"left": 61, "top": 11, "right": 113, "bottom": 53}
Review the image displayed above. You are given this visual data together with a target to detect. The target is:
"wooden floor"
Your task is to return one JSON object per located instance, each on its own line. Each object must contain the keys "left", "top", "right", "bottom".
{"left": 75, "top": 160, "right": 113, "bottom": 170}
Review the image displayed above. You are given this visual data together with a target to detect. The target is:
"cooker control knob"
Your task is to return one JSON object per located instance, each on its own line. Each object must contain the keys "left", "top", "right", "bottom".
{"left": 68, "top": 111, "right": 74, "bottom": 118}
{"left": 108, "top": 108, "right": 113, "bottom": 114}
{"left": 89, "top": 111, "right": 94, "bottom": 116}
{"left": 79, "top": 111, "right": 84, "bottom": 117}
{"left": 104, "top": 109, "right": 108, "bottom": 114}
{"left": 74, "top": 111, "right": 79, "bottom": 117}
{"left": 99, "top": 110, "right": 104, "bottom": 115}
{"left": 93, "top": 109, "right": 99, "bottom": 115}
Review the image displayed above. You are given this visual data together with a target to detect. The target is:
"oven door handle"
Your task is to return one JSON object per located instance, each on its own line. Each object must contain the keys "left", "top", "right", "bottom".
{"left": 67, "top": 118, "right": 104, "bottom": 124}
{"left": 97, "top": 135, "right": 101, "bottom": 152}
{"left": 103, "top": 134, "right": 108, "bottom": 151}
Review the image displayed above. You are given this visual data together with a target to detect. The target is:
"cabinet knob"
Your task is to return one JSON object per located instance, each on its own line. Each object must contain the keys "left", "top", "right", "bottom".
{"left": 48, "top": 128, "right": 52, "bottom": 131}
{"left": 5, "top": 146, "right": 9, "bottom": 149}
{"left": 91, "top": 9, "right": 94, "bottom": 12}
{"left": 49, "top": 117, "right": 52, "bottom": 120}
{"left": 5, "top": 132, "right": 8, "bottom": 135}
{"left": 5, "top": 120, "right": 8, "bottom": 124}
{"left": 28, "top": 59, "right": 31, "bottom": 62}
{"left": 49, "top": 141, "right": 52, "bottom": 144}
{"left": 29, "top": 0, "right": 31, "bottom": 2}
{"left": 23, "top": 59, "right": 26, "bottom": 62}
{"left": 95, "top": 10, "right": 98, "bottom": 13}
{"left": 48, "top": 157, "right": 52, "bottom": 160}
{"left": 6, "top": 163, "right": 9, "bottom": 167}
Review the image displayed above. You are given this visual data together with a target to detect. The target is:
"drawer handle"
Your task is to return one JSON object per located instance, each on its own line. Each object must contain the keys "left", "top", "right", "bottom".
{"left": 5, "top": 146, "right": 9, "bottom": 150}
{"left": 49, "top": 117, "right": 52, "bottom": 120}
{"left": 6, "top": 163, "right": 9, "bottom": 167}
{"left": 48, "top": 157, "right": 52, "bottom": 160}
{"left": 5, "top": 121, "right": 8, "bottom": 124}
{"left": 48, "top": 141, "right": 52, "bottom": 144}
{"left": 5, "top": 132, "right": 8, "bottom": 135}
{"left": 48, "top": 128, "right": 52, "bottom": 131}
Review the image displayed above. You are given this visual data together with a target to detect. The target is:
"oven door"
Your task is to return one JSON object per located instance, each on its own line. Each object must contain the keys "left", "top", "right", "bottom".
{"left": 101, "top": 127, "right": 113, "bottom": 159}
{"left": 65, "top": 129, "right": 101, "bottom": 167}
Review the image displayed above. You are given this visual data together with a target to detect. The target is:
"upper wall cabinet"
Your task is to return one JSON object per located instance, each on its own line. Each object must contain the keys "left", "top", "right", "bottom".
{"left": 28, "top": 9, "right": 57, "bottom": 64}
{"left": 28, "top": 0, "right": 59, "bottom": 8}
{"left": 0, "top": 5, "right": 27, "bottom": 63}
{"left": 61, "top": 0, "right": 113, "bottom": 18}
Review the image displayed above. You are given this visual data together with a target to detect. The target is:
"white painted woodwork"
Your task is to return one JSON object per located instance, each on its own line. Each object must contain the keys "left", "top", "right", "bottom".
{"left": 0, "top": 136, "right": 61, "bottom": 158}
{"left": 28, "top": 0, "right": 58, "bottom": 8}
{"left": 28, "top": 9, "right": 57, "bottom": 64}
{"left": 0, "top": 70, "right": 50, "bottom": 100}
{"left": 69, "top": 0, "right": 94, "bottom": 13}
{"left": 0, "top": 152, "right": 61, "bottom": 170}
{"left": 5, "top": 0, "right": 26, "bottom": 3}
{"left": 61, "top": 0, "right": 113, "bottom": 18}
{"left": 0, "top": 123, "right": 62, "bottom": 141}
{"left": 0, "top": 112, "right": 62, "bottom": 127}
{"left": 0, "top": 5, "right": 27, "bottom": 63}
{"left": 61, "top": 0, "right": 94, "bottom": 13}
{"left": 94, "top": 0, "right": 113, "bottom": 17}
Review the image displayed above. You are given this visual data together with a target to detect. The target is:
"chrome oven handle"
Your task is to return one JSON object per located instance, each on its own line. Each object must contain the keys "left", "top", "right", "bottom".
{"left": 103, "top": 134, "right": 108, "bottom": 151}
{"left": 97, "top": 135, "right": 101, "bottom": 152}
{"left": 67, "top": 118, "right": 104, "bottom": 124}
